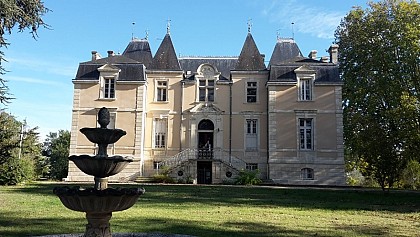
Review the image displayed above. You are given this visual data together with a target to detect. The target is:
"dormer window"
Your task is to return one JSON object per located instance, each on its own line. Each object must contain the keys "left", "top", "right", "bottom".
{"left": 197, "top": 64, "right": 218, "bottom": 102}
{"left": 98, "top": 64, "right": 120, "bottom": 100}
{"left": 298, "top": 78, "right": 312, "bottom": 101}
{"left": 295, "top": 66, "right": 316, "bottom": 102}
{"left": 103, "top": 77, "right": 115, "bottom": 99}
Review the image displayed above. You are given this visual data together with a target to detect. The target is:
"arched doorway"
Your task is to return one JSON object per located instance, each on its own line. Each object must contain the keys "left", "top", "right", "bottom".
{"left": 197, "top": 119, "right": 214, "bottom": 184}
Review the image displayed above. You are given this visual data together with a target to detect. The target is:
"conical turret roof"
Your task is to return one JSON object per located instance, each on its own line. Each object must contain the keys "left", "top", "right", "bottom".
{"left": 235, "top": 33, "right": 266, "bottom": 70}
{"left": 151, "top": 33, "right": 181, "bottom": 70}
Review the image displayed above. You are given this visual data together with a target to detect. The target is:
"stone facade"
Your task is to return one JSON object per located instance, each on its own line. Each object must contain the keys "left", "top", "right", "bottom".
{"left": 66, "top": 31, "right": 345, "bottom": 186}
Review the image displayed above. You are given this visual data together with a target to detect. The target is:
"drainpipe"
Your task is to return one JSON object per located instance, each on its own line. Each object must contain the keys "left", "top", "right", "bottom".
{"left": 229, "top": 78, "right": 232, "bottom": 165}
{"left": 180, "top": 81, "right": 184, "bottom": 152}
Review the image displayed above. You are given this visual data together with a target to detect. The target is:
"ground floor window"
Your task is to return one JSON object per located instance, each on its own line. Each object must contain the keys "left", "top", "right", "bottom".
{"left": 301, "top": 168, "right": 314, "bottom": 180}
{"left": 246, "top": 163, "right": 258, "bottom": 171}
{"left": 154, "top": 118, "right": 167, "bottom": 149}
{"left": 153, "top": 161, "right": 162, "bottom": 170}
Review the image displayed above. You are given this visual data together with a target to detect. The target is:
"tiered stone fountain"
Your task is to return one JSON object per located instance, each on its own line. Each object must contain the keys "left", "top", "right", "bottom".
{"left": 54, "top": 107, "right": 145, "bottom": 237}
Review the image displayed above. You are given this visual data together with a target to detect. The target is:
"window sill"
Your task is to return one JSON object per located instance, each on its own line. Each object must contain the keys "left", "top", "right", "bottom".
{"left": 97, "top": 98, "right": 116, "bottom": 101}
{"left": 152, "top": 101, "right": 169, "bottom": 104}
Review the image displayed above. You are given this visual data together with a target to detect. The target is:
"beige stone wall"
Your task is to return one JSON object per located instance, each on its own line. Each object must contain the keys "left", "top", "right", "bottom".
{"left": 267, "top": 83, "right": 345, "bottom": 185}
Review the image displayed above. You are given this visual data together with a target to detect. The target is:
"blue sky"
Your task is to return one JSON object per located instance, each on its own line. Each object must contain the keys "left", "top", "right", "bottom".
{"left": 2, "top": 0, "right": 373, "bottom": 140}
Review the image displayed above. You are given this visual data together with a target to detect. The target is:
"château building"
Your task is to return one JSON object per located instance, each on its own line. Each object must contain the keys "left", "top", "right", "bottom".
{"left": 66, "top": 28, "right": 345, "bottom": 185}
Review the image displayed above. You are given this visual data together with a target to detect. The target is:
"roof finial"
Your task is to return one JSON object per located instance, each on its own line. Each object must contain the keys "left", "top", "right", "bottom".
{"left": 291, "top": 22, "right": 295, "bottom": 40}
{"left": 145, "top": 29, "right": 149, "bottom": 40}
{"left": 166, "top": 18, "right": 171, "bottom": 34}
{"left": 276, "top": 28, "right": 282, "bottom": 40}
{"left": 131, "top": 22, "right": 136, "bottom": 40}
{"left": 247, "top": 18, "right": 252, "bottom": 33}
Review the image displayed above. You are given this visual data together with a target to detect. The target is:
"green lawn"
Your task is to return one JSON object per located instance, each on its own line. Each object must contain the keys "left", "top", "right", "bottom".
{"left": 0, "top": 183, "right": 419, "bottom": 237}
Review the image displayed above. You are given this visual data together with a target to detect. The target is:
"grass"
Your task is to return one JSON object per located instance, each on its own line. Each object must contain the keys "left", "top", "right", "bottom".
{"left": 0, "top": 183, "right": 419, "bottom": 237}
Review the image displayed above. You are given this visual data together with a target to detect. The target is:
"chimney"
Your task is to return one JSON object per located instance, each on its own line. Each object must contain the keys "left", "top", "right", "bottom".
{"left": 328, "top": 44, "right": 339, "bottom": 64}
{"left": 320, "top": 56, "right": 329, "bottom": 63}
{"left": 107, "top": 50, "right": 115, "bottom": 57}
{"left": 91, "top": 51, "right": 101, "bottom": 61}
{"left": 308, "top": 50, "right": 317, "bottom": 59}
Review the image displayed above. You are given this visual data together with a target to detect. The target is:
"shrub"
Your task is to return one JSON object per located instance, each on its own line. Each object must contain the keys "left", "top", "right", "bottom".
{"left": 346, "top": 169, "right": 365, "bottom": 186}
{"left": 0, "top": 157, "right": 34, "bottom": 185}
{"left": 235, "top": 169, "right": 262, "bottom": 185}
{"left": 400, "top": 160, "right": 420, "bottom": 190}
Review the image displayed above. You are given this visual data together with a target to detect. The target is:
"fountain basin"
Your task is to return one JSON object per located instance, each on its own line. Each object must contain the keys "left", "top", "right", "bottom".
{"left": 81, "top": 128, "right": 126, "bottom": 145}
{"left": 69, "top": 155, "right": 133, "bottom": 178}
{"left": 54, "top": 187, "right": 145, "bottom": 213}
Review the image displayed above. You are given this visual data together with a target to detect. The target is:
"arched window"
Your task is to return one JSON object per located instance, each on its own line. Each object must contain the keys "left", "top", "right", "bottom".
{"left": 198, "top": 119, "right": 214, "bottom": 130}
{"left": 301, "top": 168, "right": 314, "bottom": 180}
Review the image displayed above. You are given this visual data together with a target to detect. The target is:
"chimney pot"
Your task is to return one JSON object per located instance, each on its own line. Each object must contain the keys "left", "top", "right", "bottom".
{"left": 107, "top": 50, "right": 115, "bottom": 57}
{"left": 308, "top": 50, "right": 317, "bottom": 59}
{"left": 328, "top": 44, "right": 339, "bottom": 64}
{"left": 91, "top": 51, "right": 101, "bottom": 61}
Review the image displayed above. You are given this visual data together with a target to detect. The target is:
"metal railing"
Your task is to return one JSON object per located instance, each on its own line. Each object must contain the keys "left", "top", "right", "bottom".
{"left": 160, "top": 148, "right": 246, "bottom": 171}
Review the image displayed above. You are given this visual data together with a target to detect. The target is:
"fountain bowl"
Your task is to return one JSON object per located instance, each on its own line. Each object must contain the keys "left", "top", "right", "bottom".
{"left": 53, "top": 186, "right": 145, "bottom": 213}
{"left": 80, "top": 127, "right": 126, "bottom": 145}
{"left": 69, "top": 155, "right": 133, "bottom": 178}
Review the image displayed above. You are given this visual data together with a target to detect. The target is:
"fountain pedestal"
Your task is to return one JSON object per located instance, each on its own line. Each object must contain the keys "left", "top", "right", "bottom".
{"left": 54, "top": 107, "right": 144, "bottom": 237}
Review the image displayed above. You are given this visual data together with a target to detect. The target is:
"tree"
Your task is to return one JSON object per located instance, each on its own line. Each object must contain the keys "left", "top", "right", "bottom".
{"left": 335, "top": 0, "right": 420, "bottom": 190}
{"left": 43, "top": 130, "right": 70, "bottom": 180}
{"left": 0, "top": 111, "right": 42, "bottom": 185}
{"left": 0, "top": 0, "right": 49, "bottom": 104}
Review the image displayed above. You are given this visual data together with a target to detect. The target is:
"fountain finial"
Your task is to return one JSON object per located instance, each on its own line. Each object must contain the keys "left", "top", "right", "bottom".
{"left": 98, "top": 107, "right": 110, "bottom": 128}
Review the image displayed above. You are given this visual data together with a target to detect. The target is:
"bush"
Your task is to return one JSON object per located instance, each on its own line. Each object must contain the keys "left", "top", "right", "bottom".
{"left": 0, "top": 157, "right": 34, "bottom": 185}
{"left": 400, "top": 160, "right": 420, "bottom": 190}
{"left": 235, "top": 169, "right": 262, "bottom": 185}
{"left": 152, "top": 166, "right": 175, "bottom": 183}
{"left": 346, "top": 169, "right": 365, "bottom": 186}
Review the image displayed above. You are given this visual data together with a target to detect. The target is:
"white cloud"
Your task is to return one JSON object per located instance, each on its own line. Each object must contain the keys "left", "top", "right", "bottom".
{"left": 5, "top": 57, "right": 76, "bottom": 78}
{"left": 261, "top": 0, "right": 345, "bottom": 39}
{"left": 5, "top": 75, "right": 70, "bottom": 87}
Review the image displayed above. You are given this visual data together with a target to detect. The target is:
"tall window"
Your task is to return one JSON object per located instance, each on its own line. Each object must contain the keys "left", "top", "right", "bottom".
{"left": 246, "top": 119, "right": 258, "bottom": 151}
{"left": 299, "top": 118, "right": 313, "bottom": 150}
{"left": 156, "top": 80, "right": 167, "bottom": 102}
{"left": 299, "top": 78, "right": 312, "bottom": 101}
{"left": 104, "top": 78, "right": 115, "bottom": 99}
{"left": 246, "top": 81, "right": 257, "bottom": 103}
{"left": 154, "top": 118, "right": 167, "bottom": 149}
{"left": 301, "top": 168, "right": 314, "bottom": 180}
{"left": 199, "top": 79, "right": 214, "bottom": 102}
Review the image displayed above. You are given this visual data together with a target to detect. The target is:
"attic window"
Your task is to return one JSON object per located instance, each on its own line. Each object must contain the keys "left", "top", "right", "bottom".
{"left": 186, "top": 70, "right": 192, "bottom": 75}
{"left": 100, "top": 76, "right": 115, "bottom": 99}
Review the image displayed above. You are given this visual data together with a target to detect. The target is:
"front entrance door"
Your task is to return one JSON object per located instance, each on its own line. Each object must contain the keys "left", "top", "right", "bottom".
{"left": 197, "top": 161, "right": 212, "bottom": 184}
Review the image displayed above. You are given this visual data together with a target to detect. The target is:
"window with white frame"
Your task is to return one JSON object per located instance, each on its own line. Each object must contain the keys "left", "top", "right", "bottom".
{"left": 156, "top": 80, "right": 167, "bottom": 102}
{"left": 103, "top": 77, "right": 115, "bottom": 99}
{"left": 153, "top": 118, "right": 167, "bottom": 149}
{"left": 199, "top": 78, "right": 214, "bottom": 102}
{"left": 153, "top": 161, "right": 162, "bottom": 170}
{"left": 299, "top": 118, "right": 313, "bottom": 150}
{"left": 299, "top": 78, "right": 312, "bottom": 101}
{"left": 301, "top": 168, "right": 314, "bottom": 180}
{"left": 246, "top": 81, "right": 257, "bottom": 103}
{"left": 246, "top": 163, "right": 258, "bottom": 171}
{"left": 246, "top": 119, "right": 258, "bottom": 151}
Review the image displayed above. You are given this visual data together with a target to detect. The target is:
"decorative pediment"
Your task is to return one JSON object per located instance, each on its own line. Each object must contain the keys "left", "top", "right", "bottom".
{"left": 188, "top": 103, "right": 224, "bottom": 114}
{"left": 294, "top": 65, "right": 316, "bottom": 74}
{"left": 98, "top": 64, "right": 121, "bottom": 73}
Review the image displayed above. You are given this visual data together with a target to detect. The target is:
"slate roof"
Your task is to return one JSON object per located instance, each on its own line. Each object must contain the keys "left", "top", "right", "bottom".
{"left": 151, "top": 33, "right": 181, "bottom": 70}
{"left": 122, "top": 38, "right": 153, "bottom": 68}
{"left": 179, "top": 57, "right": 238, "bottom": 80}
{"left": 74, "top": 55, "right": 145, "bottom": 81}
{"left": 269, "top": 38, "right": 303, "bottom": 67}
{"left": 235, "top": 33, "right": 266, "bottom": 71}
{"left": 269, "top": 63, "right": 340, "bottom": 84}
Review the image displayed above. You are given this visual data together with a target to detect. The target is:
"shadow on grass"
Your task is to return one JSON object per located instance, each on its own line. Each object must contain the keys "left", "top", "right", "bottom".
{"left": 4, "top": 183, "right": 420, "bottom": 213}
